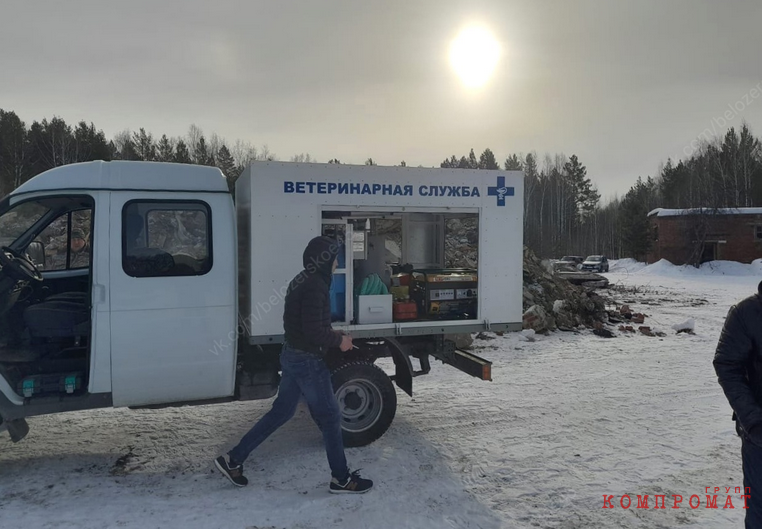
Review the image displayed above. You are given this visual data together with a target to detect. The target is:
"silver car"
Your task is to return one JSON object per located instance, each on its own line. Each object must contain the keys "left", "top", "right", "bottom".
{"left": 581, "top": 255, "right": 609, "bottom": 273}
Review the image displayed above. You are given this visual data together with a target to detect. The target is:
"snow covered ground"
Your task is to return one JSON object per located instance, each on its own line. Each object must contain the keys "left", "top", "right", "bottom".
{"left": 1, "top": 261, "right": 760, "bottom": 528}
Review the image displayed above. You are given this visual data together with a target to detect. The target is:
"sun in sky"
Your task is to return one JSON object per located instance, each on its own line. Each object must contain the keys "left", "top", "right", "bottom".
{"left": 449, "top": 26, "right": 501, "bottom": 89}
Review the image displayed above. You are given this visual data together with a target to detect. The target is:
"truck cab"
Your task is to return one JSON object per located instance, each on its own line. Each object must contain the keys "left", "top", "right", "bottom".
{"left": 0, "top": 162, "right": 237, "bottom": 440}
{"left": 0, "top": 160, "right": 523, "bottom": 447}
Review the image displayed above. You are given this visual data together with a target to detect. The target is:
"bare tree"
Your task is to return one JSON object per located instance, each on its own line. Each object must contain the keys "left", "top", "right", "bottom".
{"left": 739, "top": 122, "right": 761, "bottom": 207}
{"left": 290, "top": 153, "right": 314, "bottom": 163}
{"left": 231, "top": 139, "right": 258, "bottom": 168}
{"left": 112, "top": 130, "right": 132, "bottom": 155}
{"left": 258, "top": 144, "right": 275, "bottom": 161}
{"left": 186, "top": 124, "right": 203, "bottom": 155}
{"left": 208, "top": 132, "right": 224, "bottom": 159}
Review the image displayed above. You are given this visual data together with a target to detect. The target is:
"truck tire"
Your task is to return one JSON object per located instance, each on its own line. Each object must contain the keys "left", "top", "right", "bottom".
{"left": 331, "top": 361, "right": 397, "bottom": 447}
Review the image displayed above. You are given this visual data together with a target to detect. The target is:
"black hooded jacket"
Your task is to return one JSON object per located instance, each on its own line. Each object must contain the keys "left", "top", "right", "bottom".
{"left": 282, "top": 236, "right": 343, "bottom": 355}
{"left": 714, "top": 280, "right": 762, "bottom": 434}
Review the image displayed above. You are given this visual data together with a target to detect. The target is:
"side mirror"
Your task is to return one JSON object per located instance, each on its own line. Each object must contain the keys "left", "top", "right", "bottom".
{"left": 26, "top": 240, "right": 45, "bottom": 267}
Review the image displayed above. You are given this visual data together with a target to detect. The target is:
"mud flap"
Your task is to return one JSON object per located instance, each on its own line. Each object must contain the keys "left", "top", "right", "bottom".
{"left": 6, "top": 418, "right": 29, "bottom": 443}
{"left": 384, "top": 338, "right": 413, "bottom": 397}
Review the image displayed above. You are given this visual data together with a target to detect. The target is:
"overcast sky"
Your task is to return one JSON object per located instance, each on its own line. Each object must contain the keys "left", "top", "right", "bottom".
{"left": 2, "top": 0, "right": 761, "bottom": 199}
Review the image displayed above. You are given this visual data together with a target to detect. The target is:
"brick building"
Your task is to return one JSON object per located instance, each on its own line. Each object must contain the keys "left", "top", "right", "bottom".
{"left": 647, "top": 208, "right": 762, "bottom": 265}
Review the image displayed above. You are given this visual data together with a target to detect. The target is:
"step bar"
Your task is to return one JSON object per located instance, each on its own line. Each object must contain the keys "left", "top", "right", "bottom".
{"left": 432, "top": 348, "right": 492, "bottom": 381}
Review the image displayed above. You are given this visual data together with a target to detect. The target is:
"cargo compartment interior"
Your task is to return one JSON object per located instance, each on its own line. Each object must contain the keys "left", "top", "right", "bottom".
{"left": 321, "top": 210, "right": 479, "bottom": 325}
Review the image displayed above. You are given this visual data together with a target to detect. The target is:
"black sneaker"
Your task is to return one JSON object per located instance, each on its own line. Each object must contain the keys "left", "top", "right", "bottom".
{"left": 214, "top": 456, "right": 248, "bottom": 487}
{"left": 329, "top": 469, "right": 373, "bottom": 494}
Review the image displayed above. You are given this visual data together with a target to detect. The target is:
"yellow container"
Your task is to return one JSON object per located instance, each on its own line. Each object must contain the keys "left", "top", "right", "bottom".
{"left": 390, "top": 286, "right": 409, "bottom": 301}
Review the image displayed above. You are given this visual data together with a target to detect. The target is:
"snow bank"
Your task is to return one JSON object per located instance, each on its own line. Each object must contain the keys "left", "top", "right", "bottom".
{"left": 611, "top": 258, "right": 762, "bottom": 278}
{"left": 639, "top": 259, "right": 762, "bottom": 277}
{"left": 608, "top": 258, "right": 647, "bottom": 274}
{"left": 518, "top": 329, "right": 536, "bottom": 341}
{"left": 700, "top": 260, "right": 762, "bottom": 276}
{"left": 672, "top": 318, "right": 695, "bottom": 332}
{"left": 637, "top": 259, "right": 697, "bottom": 276}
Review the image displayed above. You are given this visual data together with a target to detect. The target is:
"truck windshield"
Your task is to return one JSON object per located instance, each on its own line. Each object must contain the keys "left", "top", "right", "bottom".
{"left": 0, "top": 201, "right": 50, "bottom": 246}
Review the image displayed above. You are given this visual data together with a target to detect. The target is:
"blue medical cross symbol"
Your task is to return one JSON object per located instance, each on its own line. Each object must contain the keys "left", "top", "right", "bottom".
{"left": 487, "top": 176, "right": 514, "bottom": 206}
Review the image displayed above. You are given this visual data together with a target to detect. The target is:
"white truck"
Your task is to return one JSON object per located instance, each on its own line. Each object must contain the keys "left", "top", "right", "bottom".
{"left": 0, "top": 161, "right": 523, "bottom": 446}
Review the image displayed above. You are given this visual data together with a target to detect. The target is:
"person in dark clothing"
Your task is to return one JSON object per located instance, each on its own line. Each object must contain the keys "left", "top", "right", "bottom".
{"left": 215, "top": 236, "right": 373, "bottom": 494}
{"left": 714, "top": 280, "right": 762, "bottom": 527}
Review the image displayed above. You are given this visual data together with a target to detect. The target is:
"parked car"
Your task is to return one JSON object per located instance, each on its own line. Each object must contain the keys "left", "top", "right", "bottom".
{"left": 560, "top": 255, "right": 584, "bottom": 266}
{"left": 553, "top": 255, "right": 584, "bottom": 272}
{"left": 581, "top": 255, "right": 609, "bottom": 273}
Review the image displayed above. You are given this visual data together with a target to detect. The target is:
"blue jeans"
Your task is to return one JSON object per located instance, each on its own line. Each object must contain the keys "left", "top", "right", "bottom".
{"left": 228, "top": 345, "right": 349, "bottom": 481}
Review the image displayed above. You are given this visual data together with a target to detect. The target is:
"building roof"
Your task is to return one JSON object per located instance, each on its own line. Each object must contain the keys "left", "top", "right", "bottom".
{"left": 648, "top": 207, "right": 762, "bottom": 217}
{"left": 11, "top": 161, "right": 228, "bottom": 196}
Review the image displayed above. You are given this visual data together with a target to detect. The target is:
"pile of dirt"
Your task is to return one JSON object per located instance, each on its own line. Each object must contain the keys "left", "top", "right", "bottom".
{"left": 522, "top": 246, "right": 607, "bottom": 332}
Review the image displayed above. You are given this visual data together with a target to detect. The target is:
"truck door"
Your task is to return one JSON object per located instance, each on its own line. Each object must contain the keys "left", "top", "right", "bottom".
{"left": 108, "top": 194, "right": 237, "bottom": 407}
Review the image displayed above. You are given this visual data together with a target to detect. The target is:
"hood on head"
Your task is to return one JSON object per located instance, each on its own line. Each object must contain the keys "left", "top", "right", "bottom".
{"left": 303, "top": 236, "right": 340, "bottom": 276}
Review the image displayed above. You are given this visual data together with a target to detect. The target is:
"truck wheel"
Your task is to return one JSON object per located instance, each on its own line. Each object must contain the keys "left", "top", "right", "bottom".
{"left": 331, "top": 361, "right": 397, "bottom": 447}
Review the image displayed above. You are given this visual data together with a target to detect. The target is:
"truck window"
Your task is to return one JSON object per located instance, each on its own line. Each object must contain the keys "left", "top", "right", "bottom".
{"left": 122, "top": 201, "right": 212, "bottom": 278}
{"left": 0, "top": 201, "right": 50, "bottom": 246}
{"left": 39, "top": 209, "right": 92, "bottom": 271}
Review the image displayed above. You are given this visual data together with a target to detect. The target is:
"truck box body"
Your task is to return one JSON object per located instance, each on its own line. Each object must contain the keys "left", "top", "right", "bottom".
{"left": 236, "top": 162, "right": 524, "bottom": 343}
{"left": 0, "top": 160, "right": 524, "bottom": 446}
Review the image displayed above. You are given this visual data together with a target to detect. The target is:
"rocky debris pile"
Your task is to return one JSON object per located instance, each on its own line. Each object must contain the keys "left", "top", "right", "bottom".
{"left": 592, "top": 326, "right": 616, "bottom": 338}
{"left": 444, "top": 217, "right": 478, "bottom": 268}
{"left": 593, "top": 293, "right": 701, "bottom": 339}
{"left": 448, "top": 333, "right": 474, "bottom": 349}
{"left": 606, "top": 304, "right": 666, "bottom": 336}
{"left": 146, "top": 210, "right": 208, "bottom": 259}
{"left": 373, "top": 216, "right": 478, "bottom": 269}
{"left": 522, "top": 246, "right": 607, "bottom": 332}
{"left": 554, "top": 269, "right": 609, "bottom": 288}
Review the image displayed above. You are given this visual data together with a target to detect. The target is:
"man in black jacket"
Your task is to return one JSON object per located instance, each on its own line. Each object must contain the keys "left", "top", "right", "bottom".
{"left": 215, "top": 236, "right": 373, "bottom": 494}
{"left": 714, "top": 280, "right": 762, "bottom": 527}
